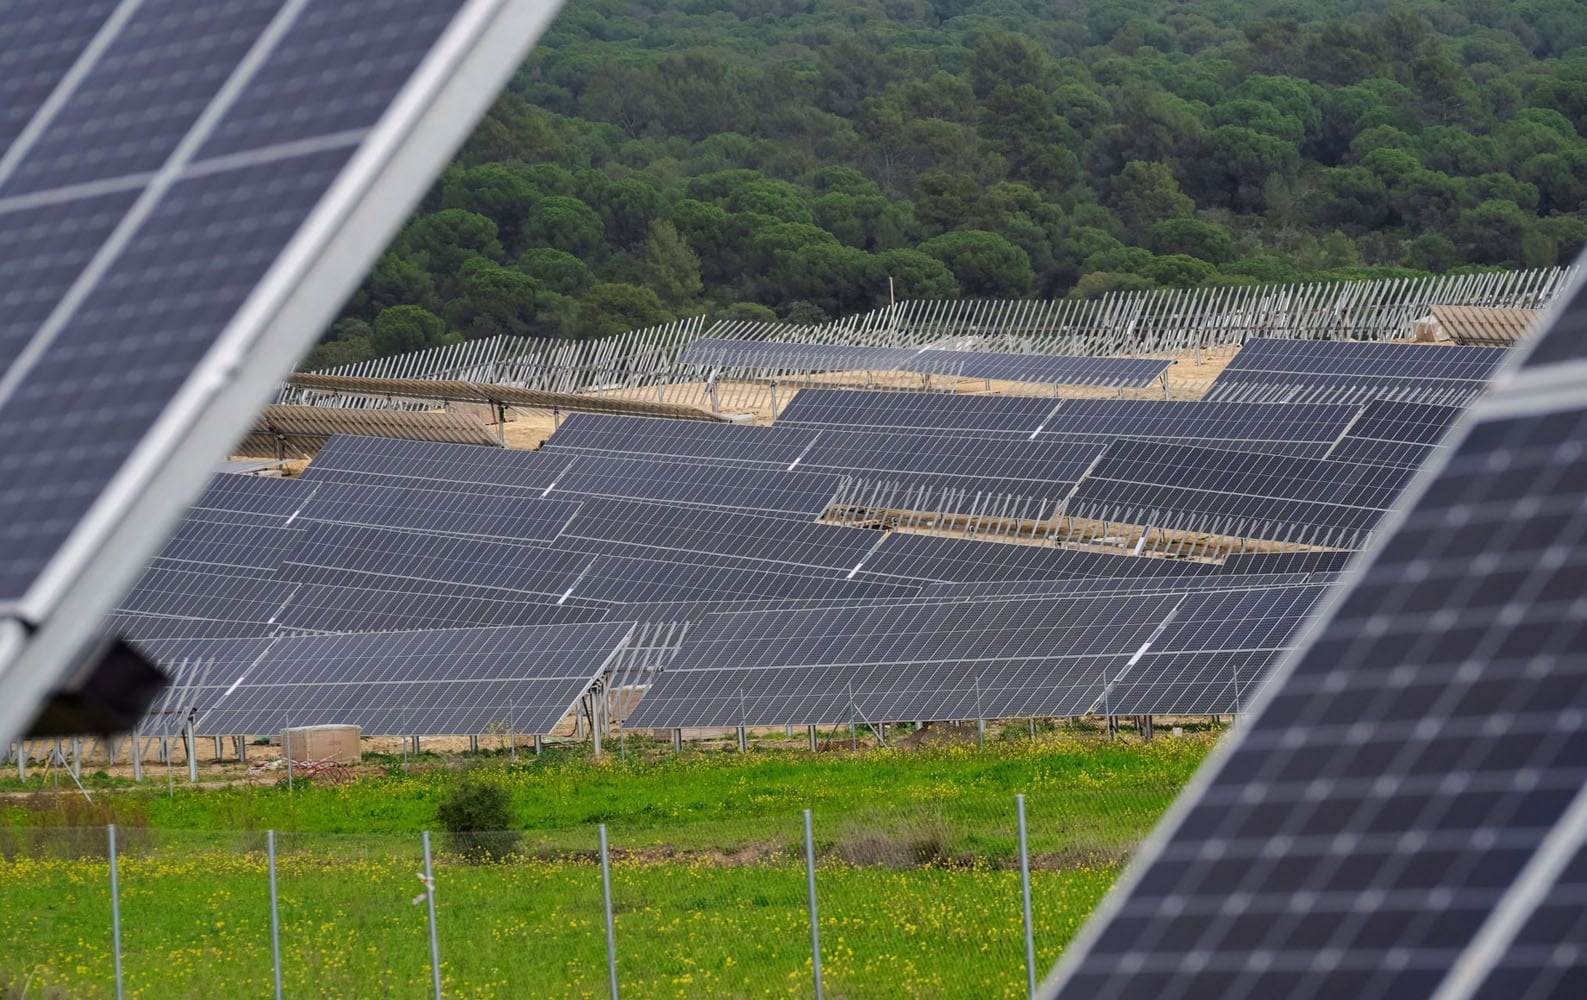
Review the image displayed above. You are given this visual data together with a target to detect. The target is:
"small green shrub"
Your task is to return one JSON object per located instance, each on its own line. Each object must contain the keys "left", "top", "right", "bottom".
{"left": 436, "top": 775, "right": 520, "bottom": 862}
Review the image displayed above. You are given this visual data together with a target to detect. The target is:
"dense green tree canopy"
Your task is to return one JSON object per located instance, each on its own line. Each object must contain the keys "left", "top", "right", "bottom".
{"left": 312, "top": 0, "right": 1587, "bottom": 367}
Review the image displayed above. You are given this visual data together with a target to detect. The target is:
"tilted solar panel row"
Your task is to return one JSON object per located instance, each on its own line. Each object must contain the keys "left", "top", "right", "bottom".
{"left": 624, "top": 592, "right": 1180, "bottom": 729}
{"left": 1063, "top": 439, "right": 1417, "bottom": 547}
{"left": 139, "top": 621, "right": 635, "bottom": 737}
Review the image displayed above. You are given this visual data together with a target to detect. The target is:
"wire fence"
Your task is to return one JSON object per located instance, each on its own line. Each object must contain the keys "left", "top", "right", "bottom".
{"left": 0, "top": 788, "right": 1175, "bottom": 998}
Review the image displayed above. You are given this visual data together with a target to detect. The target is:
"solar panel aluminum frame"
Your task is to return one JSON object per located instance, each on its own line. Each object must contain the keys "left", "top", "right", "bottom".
{"left": 1035, "top": 257, "right": 1587, "bottom": 1000}
{"left": 0, "top": 0, "right": 568, "bottom": 746}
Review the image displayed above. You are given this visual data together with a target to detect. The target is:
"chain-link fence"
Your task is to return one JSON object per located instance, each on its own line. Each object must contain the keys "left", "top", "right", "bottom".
{"left": 0, "top": 787, "right": 1176, "bottom": 998}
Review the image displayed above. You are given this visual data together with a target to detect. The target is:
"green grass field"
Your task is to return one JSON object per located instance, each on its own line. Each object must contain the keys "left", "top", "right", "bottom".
{"left": 0, "top": 733, "right": 1213, "bottom": 997}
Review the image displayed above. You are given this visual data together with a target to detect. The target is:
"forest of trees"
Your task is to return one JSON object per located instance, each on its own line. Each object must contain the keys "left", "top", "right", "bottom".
{"left": 306, "top": 0, "right": 1587, "bottom": 369}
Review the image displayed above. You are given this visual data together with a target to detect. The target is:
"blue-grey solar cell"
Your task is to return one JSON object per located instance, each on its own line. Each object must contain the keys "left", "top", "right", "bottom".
{"left": 0, "top": 2, "right": 120, "bottom": 151}
{"left": 1039, "top": 274, "right": 1587, "bottom": 999}
{"left": 1518, "top": 277, "right": 1586, "bottom": 369}
{"left": 195, "top": 0, "right": 462, "bottom": 158}
{"left": 854, "top": 531, "right": 1219, "bottom": 584}
{"left": 625, "top": 592, "right": 1181, "bottom": 729}
{"left": 138, "top": 620, "right": 635, "bottom": 736}
{"left": 776, "top": 388, "right": 1061, "bottom": 437}
{"left": 188, "top": 472, "right": 314, "bottom": 523}
{"left": 1, "top": 0, "right": 286, "bottom": 197}
{"left": 919, "top": 573, "right": 1327, "bottom": 600}
{"left": 300, "top": 435, "right": 562, "bottom": 493}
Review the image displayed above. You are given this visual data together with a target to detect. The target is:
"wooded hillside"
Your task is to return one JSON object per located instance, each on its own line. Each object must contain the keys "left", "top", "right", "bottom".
{"left": 307, "top": 0, "right": 1587, "bottom": 368}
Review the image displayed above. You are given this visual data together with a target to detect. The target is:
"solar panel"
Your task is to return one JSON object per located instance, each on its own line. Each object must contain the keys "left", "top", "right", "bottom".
{"left": 1064, "top": 439, "right": 1416, "bottom": 549}
{"left": 557, "top": 553, "right": 923, "bottom": 607}
{"left": 236, "top": 403, "right": 500, "bottom": 458}
{"left": 1322, "top": 399, "right": 1467, "bottom": 469}
{"left": 1204, "top": 338, "right": 1505, "bottom": 405}
{"left": 543, "top": 413, "right": 815, "bottom": 467}
{"left": 544, "top": 412, "right": 1099, "bottom": 514}
{"left": 138, "top": 620, "right": 634, "bottom": 736}
{"left": 555, "top": 497, "right": 885, "bottom": 573}
{"left": 680, "top": 340, "right": 1171, "bottom": 388}
{"left": 1035, "top": 400, "right": 1360, "bottom": 456}
{"left": 623, "top": 592, "right": 1181, "bottom": 729}
{"left": 151, "top": 518, "right": 302, "bottom": 578}
{"left": 110, "top": 611, "right": 285, "bottom": 642}
{"left": 304, "top": 435, "right": 843, "bottom": 517}
{"left": 854, "top": 532, "right": 1219, "bottom": 584}
{"left": 1218, "top": 550, "right": 1357, "bottom": 575}
{"left": 278, "top": 522, "right": 592, "bottom": 600}
{"left": 118, "top": 565, "right": 296, "bottom": 621}
{"left": 919, "top": 572, "right": 1328, "bottom": 600}
{"left": 0, "top": 0, "right": 568, "bottom": 744}
{"left": 270, "top": 583, "right": 607, "bottom": 633}
{"left": 1038, "top": 261, "right": 1587, "bottom": 1000}
{"left": 295, "top": 479, "right": 581, "bottom": 542}
{"left": 776, "top": 388, "right": 1061, "bottom": 437}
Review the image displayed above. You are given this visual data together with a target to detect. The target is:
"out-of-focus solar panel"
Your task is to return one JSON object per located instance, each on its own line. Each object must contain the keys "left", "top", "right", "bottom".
{"left": 1203, "top": 338, "right": 1505, "bottom": 405}
{"left": 542, "top": 413, "right": 1100, "bottom": 506}
{"left": 1038, "top": 262, "right": 1587, "bottom": 1000}
{"left": 0, "top": 0, "right": 569, "bottom": 744}
{"left": 624, "top": 592, "right": 1181, "bottom": 729}
{"left": 1064, "top": 440, "right": 1416, "bottom": 548}
{"left": 776, "top": 388, "right": 1061, "bottom": 437}
{"left": 854, "top": 532, "right": 1218, "bottom": 584}
{"left": 139, "top": 621, "right": 633, "bottom": 736}
{"left": 1035, "top": 400, "right": 1359, "bottom": 456}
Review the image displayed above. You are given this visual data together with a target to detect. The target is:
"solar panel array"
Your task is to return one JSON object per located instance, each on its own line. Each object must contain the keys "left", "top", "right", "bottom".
{"left": 1038, "top": 268, "right": 1587, "bottom": 998}
{"left": 0, "top": 0, "right": 568, "bottom": 744}
{"left": 120, "top": 319, "right": 1521, "bottom": 738}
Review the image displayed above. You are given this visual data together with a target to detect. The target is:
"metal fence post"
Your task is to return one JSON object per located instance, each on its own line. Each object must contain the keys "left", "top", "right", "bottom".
{"left": 804, "top": 809, "right": 824, "bottom": 1000}
{"left": 599, "top": 824, "right": 619, "bottom": 1000}
{"left": 422, "top": 831, "right": 442, "bottom": 1000}
{"left": 268, "top": 830, "right": 283, "bottom": 1000}
{"left": 108, "top": 824, "right": 124, "bottom": 1000}
{"left": 1017, "top": 795, "right": 1036, "bottom": 1000}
